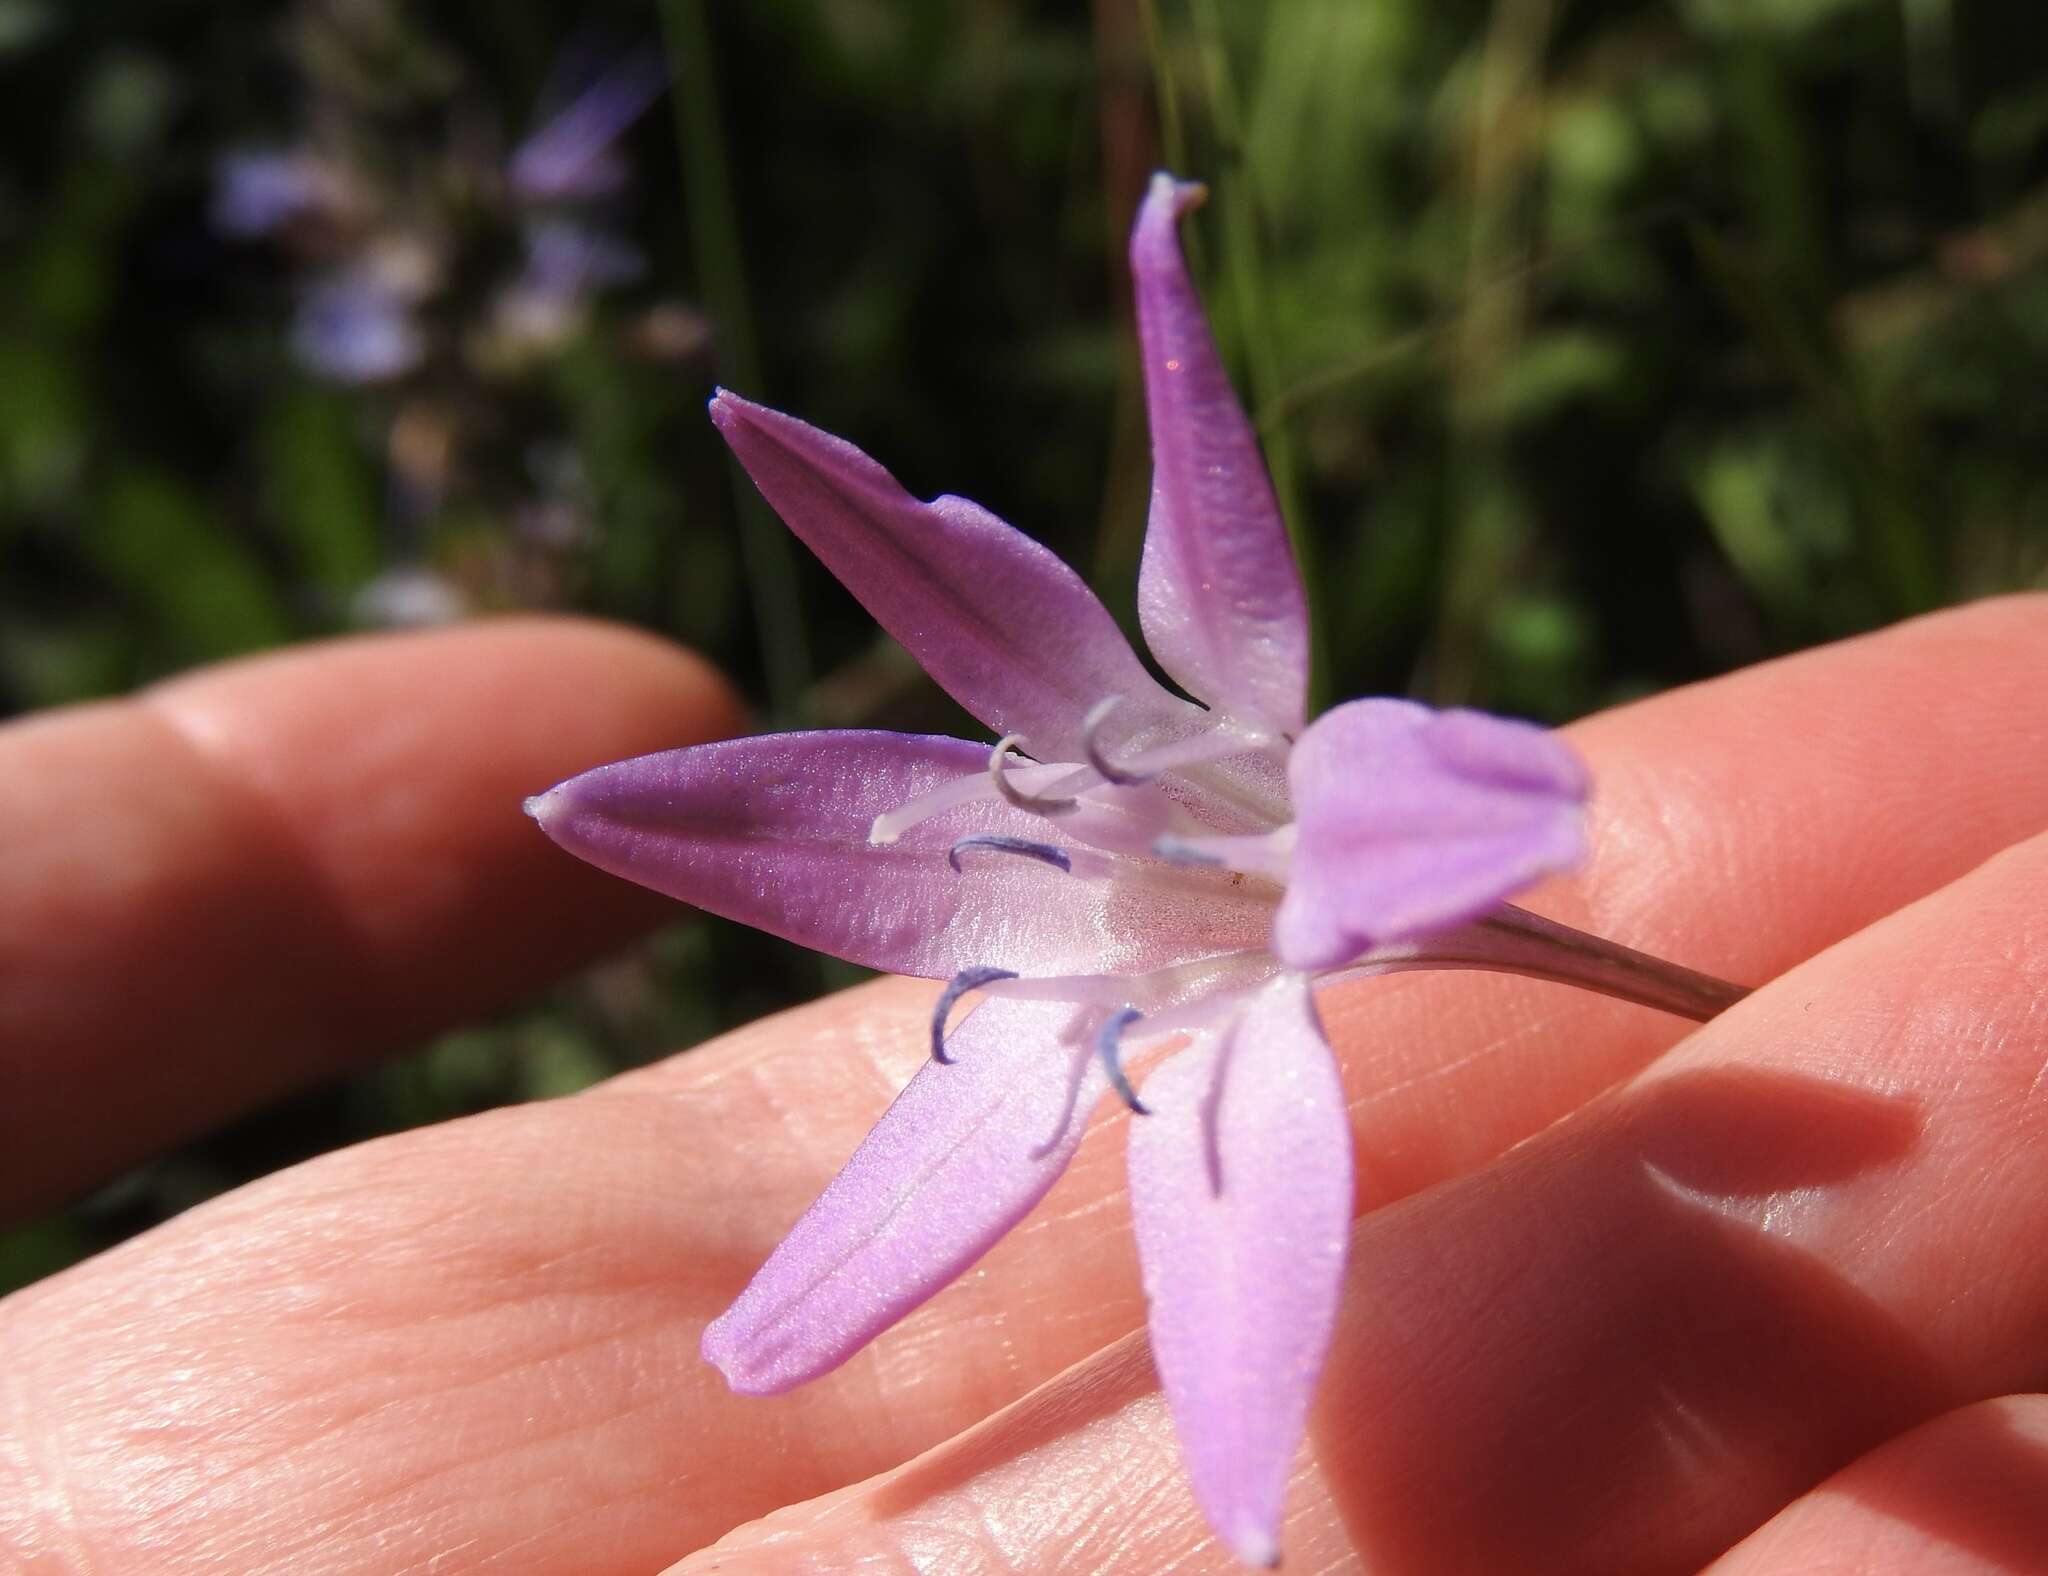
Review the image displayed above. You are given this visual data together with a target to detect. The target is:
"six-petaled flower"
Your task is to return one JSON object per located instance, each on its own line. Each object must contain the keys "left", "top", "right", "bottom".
{"left": 529, "top": 174, "right": 1590, "bottom": 1566}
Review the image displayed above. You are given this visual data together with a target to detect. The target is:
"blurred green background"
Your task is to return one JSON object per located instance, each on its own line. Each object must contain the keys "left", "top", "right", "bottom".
{"left": 3, "top": 0, "right": 2045, "bottom": 1291}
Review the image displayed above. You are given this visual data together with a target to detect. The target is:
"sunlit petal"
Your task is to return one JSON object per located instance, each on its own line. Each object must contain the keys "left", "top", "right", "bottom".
{"left": 703, "top": 995, "right": 1108, "bottom": 1392}
{"left": 712, "top": 390, "right": 1202, "bottom": 763}
{"left": 1275, "top": 698, "right": 1588, "bottom": 968}
{"left": 528, "top": 730, "right": 1275, "bottom": 978}
{"left": 1128, "top": 974, "right": 1352, "bottom": 1566}
{"left": 1130, "top": 175, "right": 1309, "bottom": 736}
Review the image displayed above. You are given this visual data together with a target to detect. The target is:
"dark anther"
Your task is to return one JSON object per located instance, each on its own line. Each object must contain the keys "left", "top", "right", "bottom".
{"left": 1081, "top": 696, "right": 1153, "bottom": 786}
{"left": 1096, "top": 1007, "right": 1150, "bottom": 1115}
{"left": 947, "top": 834, "right": 1073, "bottom": 874}
{"left": 930, "top": 966, "right": 1018, "bottom": 1063}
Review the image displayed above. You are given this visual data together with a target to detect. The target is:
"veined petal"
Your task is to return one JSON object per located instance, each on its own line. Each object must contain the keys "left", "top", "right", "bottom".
{"left": 1274, "top": 698, "right": 1589, "bottom": 969}
{"left": 1127, "top": 974, "right": 1351, "bottom": 1568}
{"left": 1130, "top": 174, "right": 1308, "bottom": 736}
{"left": 703, "top": 995, "right": 1109, "bottom": 1393}
{"left": 711, "top": 390, "right": 1200, "bottom": 762}
{"left": 527, "top": 730, "right": 1276, "bottom": 978}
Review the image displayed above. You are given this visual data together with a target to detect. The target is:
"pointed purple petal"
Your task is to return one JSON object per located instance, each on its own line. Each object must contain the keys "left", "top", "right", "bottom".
{"left": 1274, "top": 699, "right": 1589, "bottom": 969}
{"left": 710, "top": 391, "right": 1200, "bottom": 762}
{"left": 528, "top": 730, "right": 1276, "bottom": 978}
{"left": 703, "top": 995, "right": 1109, "bottom": 1392}
{"left": 1130, "top": 175, "right": 1309, "bottom": 734}
{"left": 1127, "top": 975, "right": 1351, "bottom": 1567}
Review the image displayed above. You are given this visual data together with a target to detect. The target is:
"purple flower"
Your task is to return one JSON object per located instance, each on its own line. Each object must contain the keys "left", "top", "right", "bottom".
{"left": 528, "top": 175, "right": 1587, "bottom": 1565}
{"left": 291, "top": 267, "right": 422, "bottom": 384}
{"left": 490, "top": 219, "right": 645, "bottom": 352}
{"left": 211, "top": 148, "right": 349, "bottom": 238}
{"left": 507, "top": 49, "right": 666, "bottom": 204}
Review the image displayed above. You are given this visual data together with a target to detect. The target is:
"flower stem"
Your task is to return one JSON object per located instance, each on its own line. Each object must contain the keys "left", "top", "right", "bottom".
{"left": 658, "top": 0, "right": 813, "bottom": 725}
{"left": 1356, "top": 903, "right": 1750, "bottom": 1022}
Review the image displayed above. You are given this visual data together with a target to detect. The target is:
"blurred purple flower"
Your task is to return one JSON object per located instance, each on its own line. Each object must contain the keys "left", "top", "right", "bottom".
{"left": 528, "top": 176, "right": 1588, "bottom": 1565}
{"left": 210, "top": 148, "right": 348, "bottom": 238}
{"left": 490, "top": 219, "right": 644, "bottom": 351}
{"left": 291, "top": 269, "right": 421, "bottom": 383}
{"left": 507, "top": 48, "right": 666, "bottom": 204}
{"left": 526, "top": 218, "right": 644, "bottom": 291}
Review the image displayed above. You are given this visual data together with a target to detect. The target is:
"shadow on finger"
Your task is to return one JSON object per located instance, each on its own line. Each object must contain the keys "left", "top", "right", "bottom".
{"left": 1321, "top": 1067, "right": 1938, "bottom": 1576}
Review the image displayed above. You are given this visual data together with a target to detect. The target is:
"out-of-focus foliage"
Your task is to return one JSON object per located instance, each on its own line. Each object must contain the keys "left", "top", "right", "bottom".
{"left": 2, "top": 0, "right": 2045, "bottom": 1284}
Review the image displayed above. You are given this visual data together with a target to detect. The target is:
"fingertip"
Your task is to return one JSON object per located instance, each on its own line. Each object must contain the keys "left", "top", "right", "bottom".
{"left": 0, "top": 618, "right": 748, "bottom": 1213}
{"left": 470, "top": 615, "right": 750, "bottom": 755}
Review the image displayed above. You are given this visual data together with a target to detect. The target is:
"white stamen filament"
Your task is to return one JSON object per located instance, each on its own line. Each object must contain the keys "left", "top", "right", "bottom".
{"left": 989, "top": 734, "right": 1082, "bottom": 816}
{"left": 1081, "top": 696, "right": 1152, "bottom": 785}
{"left": 869, "top": 755, "right": 1096, "bottom": 845}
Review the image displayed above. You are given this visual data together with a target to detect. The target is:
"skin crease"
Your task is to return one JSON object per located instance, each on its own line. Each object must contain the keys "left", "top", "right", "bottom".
{"left": 1701, "top": 1397, "right": 2048, "bottom": 1576}
{"left": 0, "top": 595, "right": 2043, "bottom": 1573}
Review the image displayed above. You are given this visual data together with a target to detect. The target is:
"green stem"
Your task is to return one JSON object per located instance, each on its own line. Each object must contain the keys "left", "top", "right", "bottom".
{"left": 1347, "top": 904, "right": 1750, "bottom": 1024}
{"left": 659, "top": 0, "right": 812, "bottom": 724}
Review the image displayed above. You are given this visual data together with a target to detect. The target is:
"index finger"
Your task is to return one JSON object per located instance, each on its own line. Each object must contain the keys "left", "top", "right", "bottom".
{"left": 0, "top": 618, "right": 742, "bottom": 1216}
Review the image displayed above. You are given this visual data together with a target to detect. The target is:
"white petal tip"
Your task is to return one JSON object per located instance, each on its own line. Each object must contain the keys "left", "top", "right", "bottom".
{"left": 696, "top": 1309, "right": 806, "bottom": 1391}
{"left": 523, "top": 788, "right": 562, "bottom": 826}
{"left": 698, "top": 1323, "right": 751, "bottom": 1391}
{"left": 700, "top": 1325, "right": 809, "bottom": 1399}
{"left": 1148, "top": 171, "right": 1208, "bottom": 215}
{"left": 1229, "top": 1525, "right": 1282, "bottom": 1568}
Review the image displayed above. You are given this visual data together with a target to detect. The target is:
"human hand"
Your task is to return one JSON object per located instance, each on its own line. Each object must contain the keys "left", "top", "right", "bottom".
{"left": 4, "top": 598, "right": 2047, "bottom": 1573}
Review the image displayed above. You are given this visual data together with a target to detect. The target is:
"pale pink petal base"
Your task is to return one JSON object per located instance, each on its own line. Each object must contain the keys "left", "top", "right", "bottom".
{"left": 1127, "top": 974, "right": 1353, "bottom": 1567}
{"left": 703, "top": 995, "right": 1109, "bottom": 1392}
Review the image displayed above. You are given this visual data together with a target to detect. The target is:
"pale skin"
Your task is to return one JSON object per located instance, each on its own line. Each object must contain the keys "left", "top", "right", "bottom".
{"left": 3, "top": 601, "right": 2047, "bottom": 1574}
